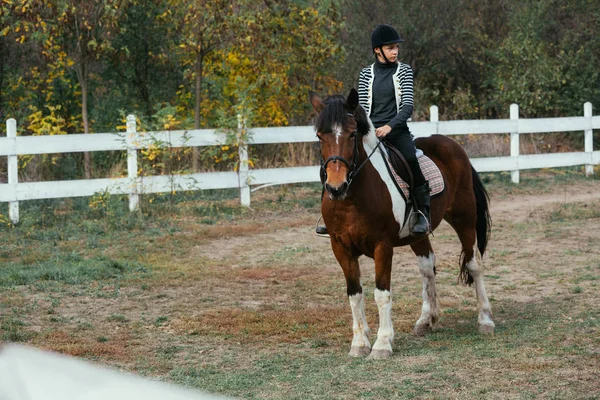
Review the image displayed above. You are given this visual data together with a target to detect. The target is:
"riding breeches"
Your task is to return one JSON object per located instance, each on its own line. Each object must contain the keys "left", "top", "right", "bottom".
{"left": 384, "top": 126, "right": 426, "bottom": 188}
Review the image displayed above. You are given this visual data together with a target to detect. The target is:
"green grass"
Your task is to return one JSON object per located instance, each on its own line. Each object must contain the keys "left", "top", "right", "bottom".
{"left": 1, "top": 317, "right": 35, "bottom": 342}
{"left": 0, "top": 254, "right": 151, "bottom": 287}
{"left": 548, "top": 201, "right": 600, "bottom": 222}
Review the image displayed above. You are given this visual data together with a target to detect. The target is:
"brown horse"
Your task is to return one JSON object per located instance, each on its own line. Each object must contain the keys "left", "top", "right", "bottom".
{"left": 310, "top": 89, "right": 495, "bottom": 359}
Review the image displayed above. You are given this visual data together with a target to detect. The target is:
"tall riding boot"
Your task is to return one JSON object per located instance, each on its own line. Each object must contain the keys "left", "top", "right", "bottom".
{"left": 411, "top": 181, "right": 431, "bottom": 236}
{"left": 316, "top": 226, "right": 328, "bottom": 235}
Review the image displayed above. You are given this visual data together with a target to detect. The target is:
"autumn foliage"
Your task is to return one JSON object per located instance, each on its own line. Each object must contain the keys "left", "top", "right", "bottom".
{"left": 1, "top": 0, "right": 599, "bottom": 179}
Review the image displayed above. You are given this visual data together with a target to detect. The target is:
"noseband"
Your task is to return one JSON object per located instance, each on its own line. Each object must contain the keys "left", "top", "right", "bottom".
{"left": 320, "top": 113, "right": 381, "bottom": 187}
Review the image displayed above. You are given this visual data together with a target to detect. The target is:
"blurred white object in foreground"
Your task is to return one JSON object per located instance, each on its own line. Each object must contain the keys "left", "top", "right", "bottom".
{"left": 0, "top": 344, "right": 228, "bottom": 400}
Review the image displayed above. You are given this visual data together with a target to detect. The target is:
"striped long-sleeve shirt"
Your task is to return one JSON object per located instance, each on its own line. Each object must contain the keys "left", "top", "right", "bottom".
{"left": 357, "top": 61, "right": 414, "bottom": 129}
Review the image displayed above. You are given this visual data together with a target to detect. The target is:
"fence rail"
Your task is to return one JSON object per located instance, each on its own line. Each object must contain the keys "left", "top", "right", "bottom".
{"left": 1, "top": 103, "right": 599, "bottom": 224}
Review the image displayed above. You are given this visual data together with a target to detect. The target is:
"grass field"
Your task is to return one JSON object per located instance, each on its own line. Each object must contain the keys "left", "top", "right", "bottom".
{"left": 1, "top": 169, "right": 599, "bottom": 399}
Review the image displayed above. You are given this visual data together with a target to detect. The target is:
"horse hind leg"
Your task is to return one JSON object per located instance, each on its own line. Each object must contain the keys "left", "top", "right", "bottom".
{"left": 461, "top": 248, "right": 495, "bottom": 334}
{"left": 410, "top": 238, "right": 440, "bottom": 336}
{"left": 450, "top": 214, "right": 495, "bottom": 334}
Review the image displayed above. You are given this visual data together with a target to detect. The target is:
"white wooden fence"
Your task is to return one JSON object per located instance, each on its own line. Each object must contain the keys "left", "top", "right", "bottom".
{"left": 1, "top": 103, "right": 599, "bottom": 224}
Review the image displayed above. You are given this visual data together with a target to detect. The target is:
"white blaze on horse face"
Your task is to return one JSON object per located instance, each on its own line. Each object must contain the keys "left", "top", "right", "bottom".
{"left": 362, "top": 121, "right": 407, "bottom": 231}
{"left": 348, "top": 292, "right": 371, "bottom": 350}
{"left": 332, "top": 123, "right": 343, "bottom": 145}
{"left": 466, "top": 249, "right": 495, "bottom": 329}
{"left": 372, "top": 288, "right": 394, "bottom": 352}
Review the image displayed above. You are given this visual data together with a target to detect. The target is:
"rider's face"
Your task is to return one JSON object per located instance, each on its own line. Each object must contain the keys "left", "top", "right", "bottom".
{"left": 375, "top": 44, "right": 399, "bottom": 63}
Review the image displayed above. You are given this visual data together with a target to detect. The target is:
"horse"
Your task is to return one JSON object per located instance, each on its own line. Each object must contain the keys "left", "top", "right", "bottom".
{"left": 310, "top": 89, "right": 495, "bottom": 359}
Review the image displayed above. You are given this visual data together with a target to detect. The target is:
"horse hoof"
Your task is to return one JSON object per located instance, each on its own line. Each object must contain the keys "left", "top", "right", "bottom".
{"left": 478, "top": 323, "right": 495, "bottom": 335}
{"left": 367, "top": 349, "right": 392, "bottom": 360}
{"left": 349, "top": 346, "right": 371, "bottom": 357}
{"left": 414, "top": 323, "right": 432, "bottom": 337}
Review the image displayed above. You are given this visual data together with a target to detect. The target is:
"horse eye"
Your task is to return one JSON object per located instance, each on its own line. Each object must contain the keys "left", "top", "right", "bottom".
{"left": 349, "top": 131, "right": 356, "bottom": 139}
{"left": 316, "top": 133, "right": 324, "bottom": 141}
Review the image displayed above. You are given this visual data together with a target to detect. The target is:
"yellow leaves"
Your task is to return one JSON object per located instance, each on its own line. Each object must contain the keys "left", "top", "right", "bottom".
{"left": 26, "top": 105, "right": 67, "bottom": 136}
{"left": 0, "top": 212, "right": 13, "bottom": 228}
{"left": 141, "top": 145, "right": 161, "bottom": 162}
{"left": 162, "top": 114, "right": 181, "bottom": 130}
{"left": 227, "top": 52, "right": 240, "bottom": 65}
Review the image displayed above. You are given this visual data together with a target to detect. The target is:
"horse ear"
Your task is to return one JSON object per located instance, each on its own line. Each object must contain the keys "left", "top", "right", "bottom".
{"left": 309, "top": 91, "right": 325, "bottom": 113}
{"left": 346, "top": 88, "right": 359, "bottom": 112}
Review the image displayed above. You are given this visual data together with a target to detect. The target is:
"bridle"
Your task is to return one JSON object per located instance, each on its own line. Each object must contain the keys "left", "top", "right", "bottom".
{"left": 320, "top": 112, "right": 382, "bottom": 188}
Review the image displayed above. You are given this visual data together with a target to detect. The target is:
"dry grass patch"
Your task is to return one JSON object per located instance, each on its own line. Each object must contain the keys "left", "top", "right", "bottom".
{"left": 34, "top": 330, "right": 135, "bottom": 361}
{"left": 171, "top": 306, "right": 350, "bottom": 345}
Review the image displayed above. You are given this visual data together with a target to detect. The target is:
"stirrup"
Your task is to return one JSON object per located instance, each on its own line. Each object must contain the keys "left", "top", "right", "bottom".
{"left": 410, "top": 210, "right": 431, "bottom": 236}
{"left": 315, "top": 215, "right": 330, "bottom": 238}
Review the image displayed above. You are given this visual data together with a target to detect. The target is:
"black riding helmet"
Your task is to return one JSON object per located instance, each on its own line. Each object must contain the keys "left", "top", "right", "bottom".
{"left": 371, "top": 24, "right": 404, "bottom": 50}
{"left": 371, "top": 24, "right": 404, "bottom": 64}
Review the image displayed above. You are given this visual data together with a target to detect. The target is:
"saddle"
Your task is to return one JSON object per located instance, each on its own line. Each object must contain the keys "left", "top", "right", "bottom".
{"left": 380, "top": 141, "right": 445, "bottom": 202}
{"left": 382, "top": 141, "right": 415, "bottom": 189}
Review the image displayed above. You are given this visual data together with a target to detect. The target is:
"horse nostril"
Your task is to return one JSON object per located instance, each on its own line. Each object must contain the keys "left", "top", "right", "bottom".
{"left": 325, "top": 182, "right": 349, "bottom": 198}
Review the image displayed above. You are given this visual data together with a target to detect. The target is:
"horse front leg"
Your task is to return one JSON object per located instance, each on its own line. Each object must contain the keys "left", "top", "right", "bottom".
{"left": 410, "top": 238, "right": 440, "bottom": 336}
{"left": 331, "top": 240, "right": 371, "bottom": 356}
{"left": 368, "top": 243, "right": 394, "bottom": 360}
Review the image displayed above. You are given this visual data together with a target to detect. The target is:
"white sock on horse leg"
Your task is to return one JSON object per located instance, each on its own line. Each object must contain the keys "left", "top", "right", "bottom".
{"left": 373, "top": 288, "right": 394, "bottom": 350}
{"left": 416, "top": 252, "right": 439, "bottom": 327}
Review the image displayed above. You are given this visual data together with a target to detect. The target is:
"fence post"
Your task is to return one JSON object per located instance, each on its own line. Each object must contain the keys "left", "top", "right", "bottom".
{"left": 126, "top": 115, "right": 139, "bottom": 211}
{"left": 584, "top": 102, "right": 593, "bottom": 176}
{"left": 237, "top": 114, "right": 250, "bottom": 207}
{"left": 510, "top": 104, "right": 520, "bottom": 183}
{"left": 7, "top": 118, "right": 19, "bottom": 224}
{"left": 430, "top": 105, "right": 439, "bottom": 135}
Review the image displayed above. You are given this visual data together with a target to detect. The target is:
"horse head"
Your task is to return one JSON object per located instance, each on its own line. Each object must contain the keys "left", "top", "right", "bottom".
{"left": 310, "top": 89, "right": 370, "bottom": 200}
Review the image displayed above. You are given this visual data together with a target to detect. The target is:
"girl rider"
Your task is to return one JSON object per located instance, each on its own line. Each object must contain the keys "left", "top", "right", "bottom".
{"left": 317, "top": 24, "right": 430, "bottom": 237}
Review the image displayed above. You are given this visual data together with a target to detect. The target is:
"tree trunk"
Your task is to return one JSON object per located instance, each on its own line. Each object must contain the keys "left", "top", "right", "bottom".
{"left": 77, "top": 63, "right": 92, "bottom": 179}
{"left": 0, "top": 38, "right": 5, "bottom": 120}
{"left": 192, "top": 51, "right": 203, "bottom": 171}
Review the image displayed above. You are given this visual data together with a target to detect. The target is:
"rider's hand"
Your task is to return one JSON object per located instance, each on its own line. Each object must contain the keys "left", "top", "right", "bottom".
{"left": 375, "top": 125, "right": 392, "bottom": 137}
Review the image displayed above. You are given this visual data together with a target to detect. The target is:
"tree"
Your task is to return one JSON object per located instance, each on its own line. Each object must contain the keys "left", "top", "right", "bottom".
{"left": 0, "top": 0, "right": 50, "bottom": 121}
{"left": 163, "top": 0, "right": 242, "bottom": 170}
{"left": 107, "top": 0, "right": 180, "bottom": 118}
{"left": 51, "top": 0, "right": 123, "bottom": 178}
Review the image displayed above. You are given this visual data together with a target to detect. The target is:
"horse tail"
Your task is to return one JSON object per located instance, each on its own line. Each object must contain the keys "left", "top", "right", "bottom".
{"left": 472, "top": 165, "right": 491, "bottom": 256}
{"left": 458, "top": 165, "right": 491, "bottom": 286}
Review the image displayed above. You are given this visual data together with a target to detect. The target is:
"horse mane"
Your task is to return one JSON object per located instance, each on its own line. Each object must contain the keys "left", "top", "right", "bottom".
{"left": 353, "top": 103, "right": 370, "bottom": 137}
{"left": 314, "top": 94, "right": 371, "bottom": 137}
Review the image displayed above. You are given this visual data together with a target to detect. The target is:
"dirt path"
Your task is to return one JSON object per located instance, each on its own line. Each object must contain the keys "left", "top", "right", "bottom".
{"left": 195, "top": 178, "right": 600, "bottom": 266}
{"left": 490, "top": 180, "right": 600, "bottom": 220}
